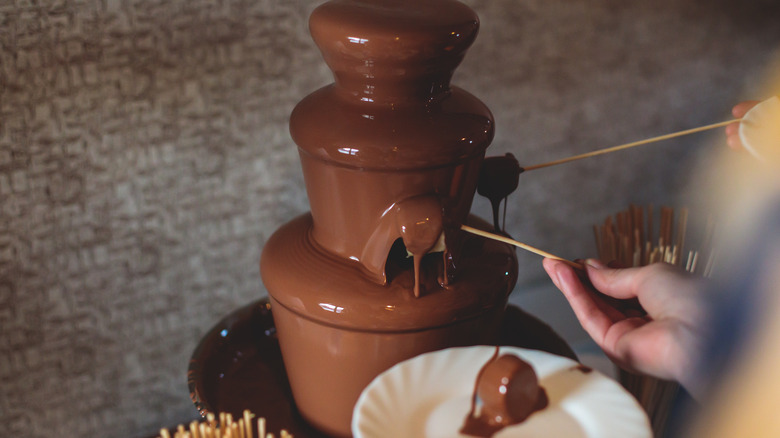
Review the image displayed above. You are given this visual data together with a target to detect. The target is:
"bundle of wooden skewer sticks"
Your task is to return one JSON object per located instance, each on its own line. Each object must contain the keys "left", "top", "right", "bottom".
{"left": 593, "top": 204, "right": 715, "bottom": 436}
{"left": 158, "top": 410, "right": 292, "bottom": 438}
{"left": 593, "top": 204, "right": 716, "bottom": 277}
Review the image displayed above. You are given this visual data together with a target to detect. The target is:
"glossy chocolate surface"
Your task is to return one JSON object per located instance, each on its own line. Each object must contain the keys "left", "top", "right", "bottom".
{"left": 188, "top": 300, "right": 576, "bottom": 438}
{"left": 477, "top": 354, "right": 548, "bottom": 424}
{"left": 461, "top": 351, "right": 548, "bottom": 437}
{"left": 297, "top": 152, "right": 485, "bottom": 284}
{"left": 308, "top": 0, "right": 480, "bottom": 105}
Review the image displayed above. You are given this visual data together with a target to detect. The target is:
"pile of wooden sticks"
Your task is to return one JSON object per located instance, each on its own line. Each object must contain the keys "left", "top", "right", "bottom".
{"left": 158, "top": 410, "right": 292, "bottom": 438}
{"left": 594, "top": 204, "right": 716, "bottom": 276}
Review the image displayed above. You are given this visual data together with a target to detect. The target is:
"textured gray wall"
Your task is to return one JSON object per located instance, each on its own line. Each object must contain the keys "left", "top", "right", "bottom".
{"left": 1, "top": 0, "right": 778, "bottom": 437}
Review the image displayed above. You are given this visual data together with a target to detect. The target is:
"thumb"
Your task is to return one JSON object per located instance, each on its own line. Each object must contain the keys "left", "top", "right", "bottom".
{"left": 583, "top": 259, "right": 648, "bottom": 300}
{"left": 585, "top": 259, "right": 701, "bottom": 319}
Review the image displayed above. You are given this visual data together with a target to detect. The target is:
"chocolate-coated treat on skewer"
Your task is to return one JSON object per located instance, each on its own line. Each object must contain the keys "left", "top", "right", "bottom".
{"left": 477, "top": 153, "right": 523, "bottom": 232}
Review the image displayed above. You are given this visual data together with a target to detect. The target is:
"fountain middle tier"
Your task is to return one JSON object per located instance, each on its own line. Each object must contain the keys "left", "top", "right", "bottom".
{"left": 292, "top": 84, "right": 494, "bottom": 286}
{"left": 261, "top": 213, "right": 518, "bottom": 437}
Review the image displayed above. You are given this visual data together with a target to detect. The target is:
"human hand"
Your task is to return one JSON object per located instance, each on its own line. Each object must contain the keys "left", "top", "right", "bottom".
{"left": 725, "top": 101, "right": 760, "bottom": 151}
{"left": 543, "top": 258, "right": 706, "bottom": 397}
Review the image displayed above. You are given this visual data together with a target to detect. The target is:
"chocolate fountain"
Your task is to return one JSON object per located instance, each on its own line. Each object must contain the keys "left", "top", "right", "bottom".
{"left": 260, "top": 0, "right": 518, "bottom": 436}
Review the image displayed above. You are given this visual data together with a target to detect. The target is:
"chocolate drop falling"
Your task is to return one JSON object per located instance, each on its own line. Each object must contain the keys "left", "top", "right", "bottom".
{"left": 477, "top": 153, "right": 523, "bottom": 231}
{"left": 396, "top": 195, "right": 445, "bottom": 297}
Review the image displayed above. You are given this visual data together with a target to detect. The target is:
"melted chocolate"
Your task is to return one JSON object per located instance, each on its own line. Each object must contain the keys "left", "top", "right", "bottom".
{"left": 461, "top": 350, "right": 548, "bottom": 437}
{"left": 477, "top": 153, "right": 522, "bottom": 232}
{"left": 465, "top": 347, "right": 501, "bottom": 428}
{"left": 572, "top": 364, "right": 593, "bottom": 373}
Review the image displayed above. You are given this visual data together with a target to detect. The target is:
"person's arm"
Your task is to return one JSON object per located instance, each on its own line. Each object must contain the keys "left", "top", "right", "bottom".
{"left": 543, "top": 258, "right": 706, "bottom": 398}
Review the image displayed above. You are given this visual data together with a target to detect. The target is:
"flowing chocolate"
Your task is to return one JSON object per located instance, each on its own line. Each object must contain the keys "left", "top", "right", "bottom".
{"left": 461, "top": 349, "right": 548, "bottom": 437}
{"left": 396, "top": 195, "right": 445, "bottom": 297}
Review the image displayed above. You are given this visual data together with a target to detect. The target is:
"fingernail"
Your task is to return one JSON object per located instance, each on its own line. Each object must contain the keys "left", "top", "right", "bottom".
{"left": 553, "top": 265, "right": 564, "bottom": 287}
{"left": 586, "top": 258, "right": 606, "bottom": 269}
{"left": 545, "top": 261, "right": 562, "bottom": 288}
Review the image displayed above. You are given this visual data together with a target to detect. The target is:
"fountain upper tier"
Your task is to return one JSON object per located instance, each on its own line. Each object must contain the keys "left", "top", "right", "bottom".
{"left": 309, "top": 0, "right": 480, "bottom": 102}
{"left": 291, "top": 0, "right": 494, "bottom": 284}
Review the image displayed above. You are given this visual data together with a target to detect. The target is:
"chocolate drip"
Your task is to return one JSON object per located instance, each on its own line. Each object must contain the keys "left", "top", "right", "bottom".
{"left": 466, "top": 347, "right": 501, "bottom": 423}
{"left": 396, "top": 196, "right": 445, "bottom": 297}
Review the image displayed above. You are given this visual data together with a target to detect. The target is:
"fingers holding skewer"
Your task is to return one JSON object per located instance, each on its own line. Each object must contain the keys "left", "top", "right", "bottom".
{"left": 726, "top": 100, "right": 760, "bottom": 151}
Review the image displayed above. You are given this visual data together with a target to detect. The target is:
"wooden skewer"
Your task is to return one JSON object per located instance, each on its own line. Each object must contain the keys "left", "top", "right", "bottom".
{"left": 190, "top": 421, "right": 200, "bottom": 438}
{"left": 522, "top": 119, "right": 740, "bottom": 171}
{"left": 258, "top": 418, "right": 266, "bottom": 438}
{"left": 460, "top": 225, "right": 584, "bottom": 270}
{"left": 244, "top": 411, "right": 255, "bottom": 438}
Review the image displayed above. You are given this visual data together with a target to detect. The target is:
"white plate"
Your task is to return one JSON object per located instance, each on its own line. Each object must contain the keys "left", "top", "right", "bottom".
{"left": 352, "top": 346, "right": 651, "bottom": 438}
